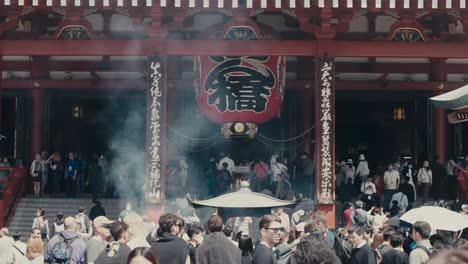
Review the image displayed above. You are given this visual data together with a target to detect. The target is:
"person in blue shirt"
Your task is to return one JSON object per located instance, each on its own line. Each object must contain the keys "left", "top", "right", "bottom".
{"left": 65, "top": 152, "right": 78, "bottom": 197}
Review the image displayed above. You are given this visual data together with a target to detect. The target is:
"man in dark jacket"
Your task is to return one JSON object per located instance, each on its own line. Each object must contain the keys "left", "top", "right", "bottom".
{"left": 381, "top": 232, "right": 408, "bottom": 264}
{"left": 398, "top": 176, "right": 415, "bottom": 205}
{"left": 195, "top": 215, "right": 241, "bottom": 264}
{"left": 348, "top": 226, "right": 377, "bottom": 264}
{"left": 150, "top": 213, "right": 190, "bottom": 264}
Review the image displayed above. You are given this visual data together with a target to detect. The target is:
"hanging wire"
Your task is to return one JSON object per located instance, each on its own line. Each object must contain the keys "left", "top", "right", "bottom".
{"left": 256, "top": 125, "right": 315, "bottom": 142}
{"left": 178, "top": 136, "right": 225, "bottom": 152}
{"left": 167, "top": 125, "right": 223, "bottom": 141}
{"left": 255, "top": 135, "right": 307, "bottom": 151}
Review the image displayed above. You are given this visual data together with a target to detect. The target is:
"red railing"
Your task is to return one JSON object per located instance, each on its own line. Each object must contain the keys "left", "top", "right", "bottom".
{"left": 0, "top": 166, "right": 26, "bottom": 227}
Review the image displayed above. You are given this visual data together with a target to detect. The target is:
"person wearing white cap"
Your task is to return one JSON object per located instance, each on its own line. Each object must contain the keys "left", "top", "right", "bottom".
{"left": 355, "top": 154, "right": 370, "bottom": 188}
{"left": 86, "top": 216, "right": 113, "bottom": 264}
{"left": 344, "top": 159, "right": 356, "bottom": 183}
{"left": 461, "top": 204, "right": 468, "bottom": 217}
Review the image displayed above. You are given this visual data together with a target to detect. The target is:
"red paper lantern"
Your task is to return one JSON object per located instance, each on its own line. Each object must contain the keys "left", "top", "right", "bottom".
{"left": 194, "top": 26, "right": 286, "bottom": 125}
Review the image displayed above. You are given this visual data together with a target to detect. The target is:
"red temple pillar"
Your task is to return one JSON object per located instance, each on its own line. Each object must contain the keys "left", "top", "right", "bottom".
{"left": 30, "top": 57, "right": 48, "bottom": 162}
{"left": 314, "top": 40, "right": 336, "bottom": 228}
{"left": 145, "top": 55, "right": 168, "bottom": 222}
{"left": 433, "top": 106, "right": 447, "bottom": 163}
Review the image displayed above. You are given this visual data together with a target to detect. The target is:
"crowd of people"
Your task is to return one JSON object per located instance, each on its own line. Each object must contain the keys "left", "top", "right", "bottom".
{"left": 27, "top": 150, "right": 140, "bottom": 202}
{"left": 0, "top": 197, "right": 467, "bottom": 264}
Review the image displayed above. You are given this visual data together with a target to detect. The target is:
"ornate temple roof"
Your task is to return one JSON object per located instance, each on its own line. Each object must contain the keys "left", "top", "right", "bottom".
{"left": 430, "top": 85, "right": 468, "bottom": 110}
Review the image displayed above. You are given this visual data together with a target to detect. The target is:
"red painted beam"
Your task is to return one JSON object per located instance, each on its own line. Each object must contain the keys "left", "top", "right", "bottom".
{"left": 1, "top": 40, "right": 468, "bottom": 58}
{"left": 2, "top": 79, "right": 462, "bottom": 92}
{"left": 335, "top": 41, "right": 468, "bottom": 58}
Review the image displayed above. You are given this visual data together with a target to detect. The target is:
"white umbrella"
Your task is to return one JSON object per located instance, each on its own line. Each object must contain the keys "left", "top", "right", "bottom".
{"left": 400, "top": 206, "right": 468, "bottom": 232}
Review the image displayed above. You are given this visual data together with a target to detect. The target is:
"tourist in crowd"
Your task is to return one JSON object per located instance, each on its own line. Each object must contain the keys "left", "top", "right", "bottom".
{"left": 187, "top": 224, "right": 204, "bottom": 264}
{"left": 446, "top": 157, "right": 459, "bottom": 200}
{"left": 30, "top": 154, "right": 43, "bottom": 198}
{"left": 124, "top": 213, "right": 151, "bottom": 250}
{"left": 390, "top": 191, "right": 409, "bottom": 212}
{"left": 75, "top": 207, "right": 93, "bottom": 239}
{"left": 204, "top": 155, "right": 218, "bottom": 197}
{"left": 381, "top": 231, "right": 408, "bottom": 264}
{"left": 32, "top": 208, "right": 49, "bottom": 240}
{"left": 119, "top": 202, "right": 137, "bottom": 221}
{"left": 383, "top": 164, "right": 400, "bottom": 211}
{"left": 367, "top": 207, "right": 387, "bottom": 232}
{"left": 196, "top": 215, "right": 241, "bottom": 264}
{"left": 373, "top": 175, "right": 384, "bottom": 207}
{"left": 253, "top": 159, "right": 270, "bottom": 192}
{"left": 355, "top": 154, "right": 370, "bottom": 190}
{"left": 417, "top": 160, "right": 433, "bottom": 204}
{"left": 401, "top": 161, "right": 417, "bottom": 202}
{"left": 89, "top": 200, "right": 106, "bottom": 221}
{"left": 45, "top": 216, "right": 87, "bottom": 264}
{"left": 23, "top": 237, "right": 44, "bottom": 264}
{"left": 375, "top": 229, "right": 394, "bottom": 255}
{"left": 360, "top": 176, "right": 376, "bottom": 210}
{"left": 336, "top": 160, "right": 347, "bottom": 191}
{"left": 49, "top": 152, "right": 62, "bottom": 196}
{"left": 271, "top": 156, "right": 288, "bottom": 199}
{"left": 11, "top": 232, "right": 27, "bottom": 262}
{"left": 394, "top": 157, "right": 402, "bottom": 174}
{"left": 53, "top": 212, "right": 64, "bottom": 235}
{"left": 86, "top": 216, "right": 112, "bottom": 264}
{"left": 30, "top": 228, "right": 41, "bottom": 239}
{"left": 344, "top": 159, "right": 356, "bottom": 184}
{"left": 275, "top": 208, "right": 290, "bottom": 233}
{"left": 0, "top": 227, "right": 15, "bottom": 263}
{"left": 40, "top": 151, "right": 49, "bottom": 197}
{"left": 353, "top": 201, "right": 370, "bottom": 227}
{"left": 340, "top": 178, "right": 358, "bottom": 203}
{"left": 398, "top": 176, "right": 415, "bottom": 208}
{"left": 88, "top": 156, "right": 103, "bottom": 202}
{"left": 431, "top": 157, "right": 446, "bottom": 200}
{"left": 217, "top": 162, "right": 232, "bottom": 195}
{"left": 409, "top": 221, "right": 433, "bottom": 264}
{"left": 149, "top": 213, "right": 190, "bottom": 264}
{"left": 95, "top": 221, "right": 132, "bottom": 264}
{"left": 238, "top": 232, "right": 254, "bottom": 264}
{"left": 127, "top": 247, "right": 160, "bottom": 264}
{"left": 343, "top": 203, "right": 355, "bottom": 227}
{"left": 348, "top": 226, "right": 377, "bottom": 264}
{"left": 218, "top": 152, "right": 235, "bottom": 175}
{"left": 290, "top": 233, "right": 339, "bottom": 264}
{"left": 65, "top": 152, "right": 79, "bottom": 198}
{"left": 252, "top": 215, "right": 283, "bottom": 264}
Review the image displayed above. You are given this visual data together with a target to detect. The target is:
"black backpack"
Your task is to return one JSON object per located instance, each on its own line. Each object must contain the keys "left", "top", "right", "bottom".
{"left": 49, "top": 234, "right": 79, "bottom": 264}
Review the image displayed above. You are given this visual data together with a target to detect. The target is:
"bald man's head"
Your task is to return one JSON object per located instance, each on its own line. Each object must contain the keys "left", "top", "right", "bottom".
{"left": 64, "top": 216, "right": 77, "bottom": 231}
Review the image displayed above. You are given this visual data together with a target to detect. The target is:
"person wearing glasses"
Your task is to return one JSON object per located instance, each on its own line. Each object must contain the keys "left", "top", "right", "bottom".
{"left": 252, "top": 215, "right": 284, "bottom": 264}
{"left": 149, "top": 213, "right": 190, "bottom": 264}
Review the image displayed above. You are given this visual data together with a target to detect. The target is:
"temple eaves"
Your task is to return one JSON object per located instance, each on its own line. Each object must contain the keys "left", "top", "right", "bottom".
{"left": 0, "top": 0, "right": 465, "bottom": 9}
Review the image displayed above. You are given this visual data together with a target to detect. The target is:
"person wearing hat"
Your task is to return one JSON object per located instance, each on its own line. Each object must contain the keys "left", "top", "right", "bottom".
{"left": 461, "top": 204, "right": 468, "bottom": 216}
{"left": 344, "top": 159, "right": 356, "bottom": 184}
{"left": 355, "top": 154, "right": 370, "bottom": 190}
{"left": 86, "top": 216, "right": 113, "bottom": 264}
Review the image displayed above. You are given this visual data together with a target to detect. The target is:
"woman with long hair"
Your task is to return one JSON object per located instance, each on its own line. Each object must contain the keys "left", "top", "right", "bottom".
{"left": 53, "top": 211, "right": 64, "bottom": 235}
{"left": 417, "top": 160, "right": 433, "bottom": 203}
{"left": 49, "top": 152, "right": 62, "bottom": 195}
{"left": 21, "top": 237, "right": 44, "bottom": 264}
{"left": 29, "top": 154, "right": 43, "bottom": 198}
{"left": 31, "top": 208, "right": 49, "bottom": 240}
